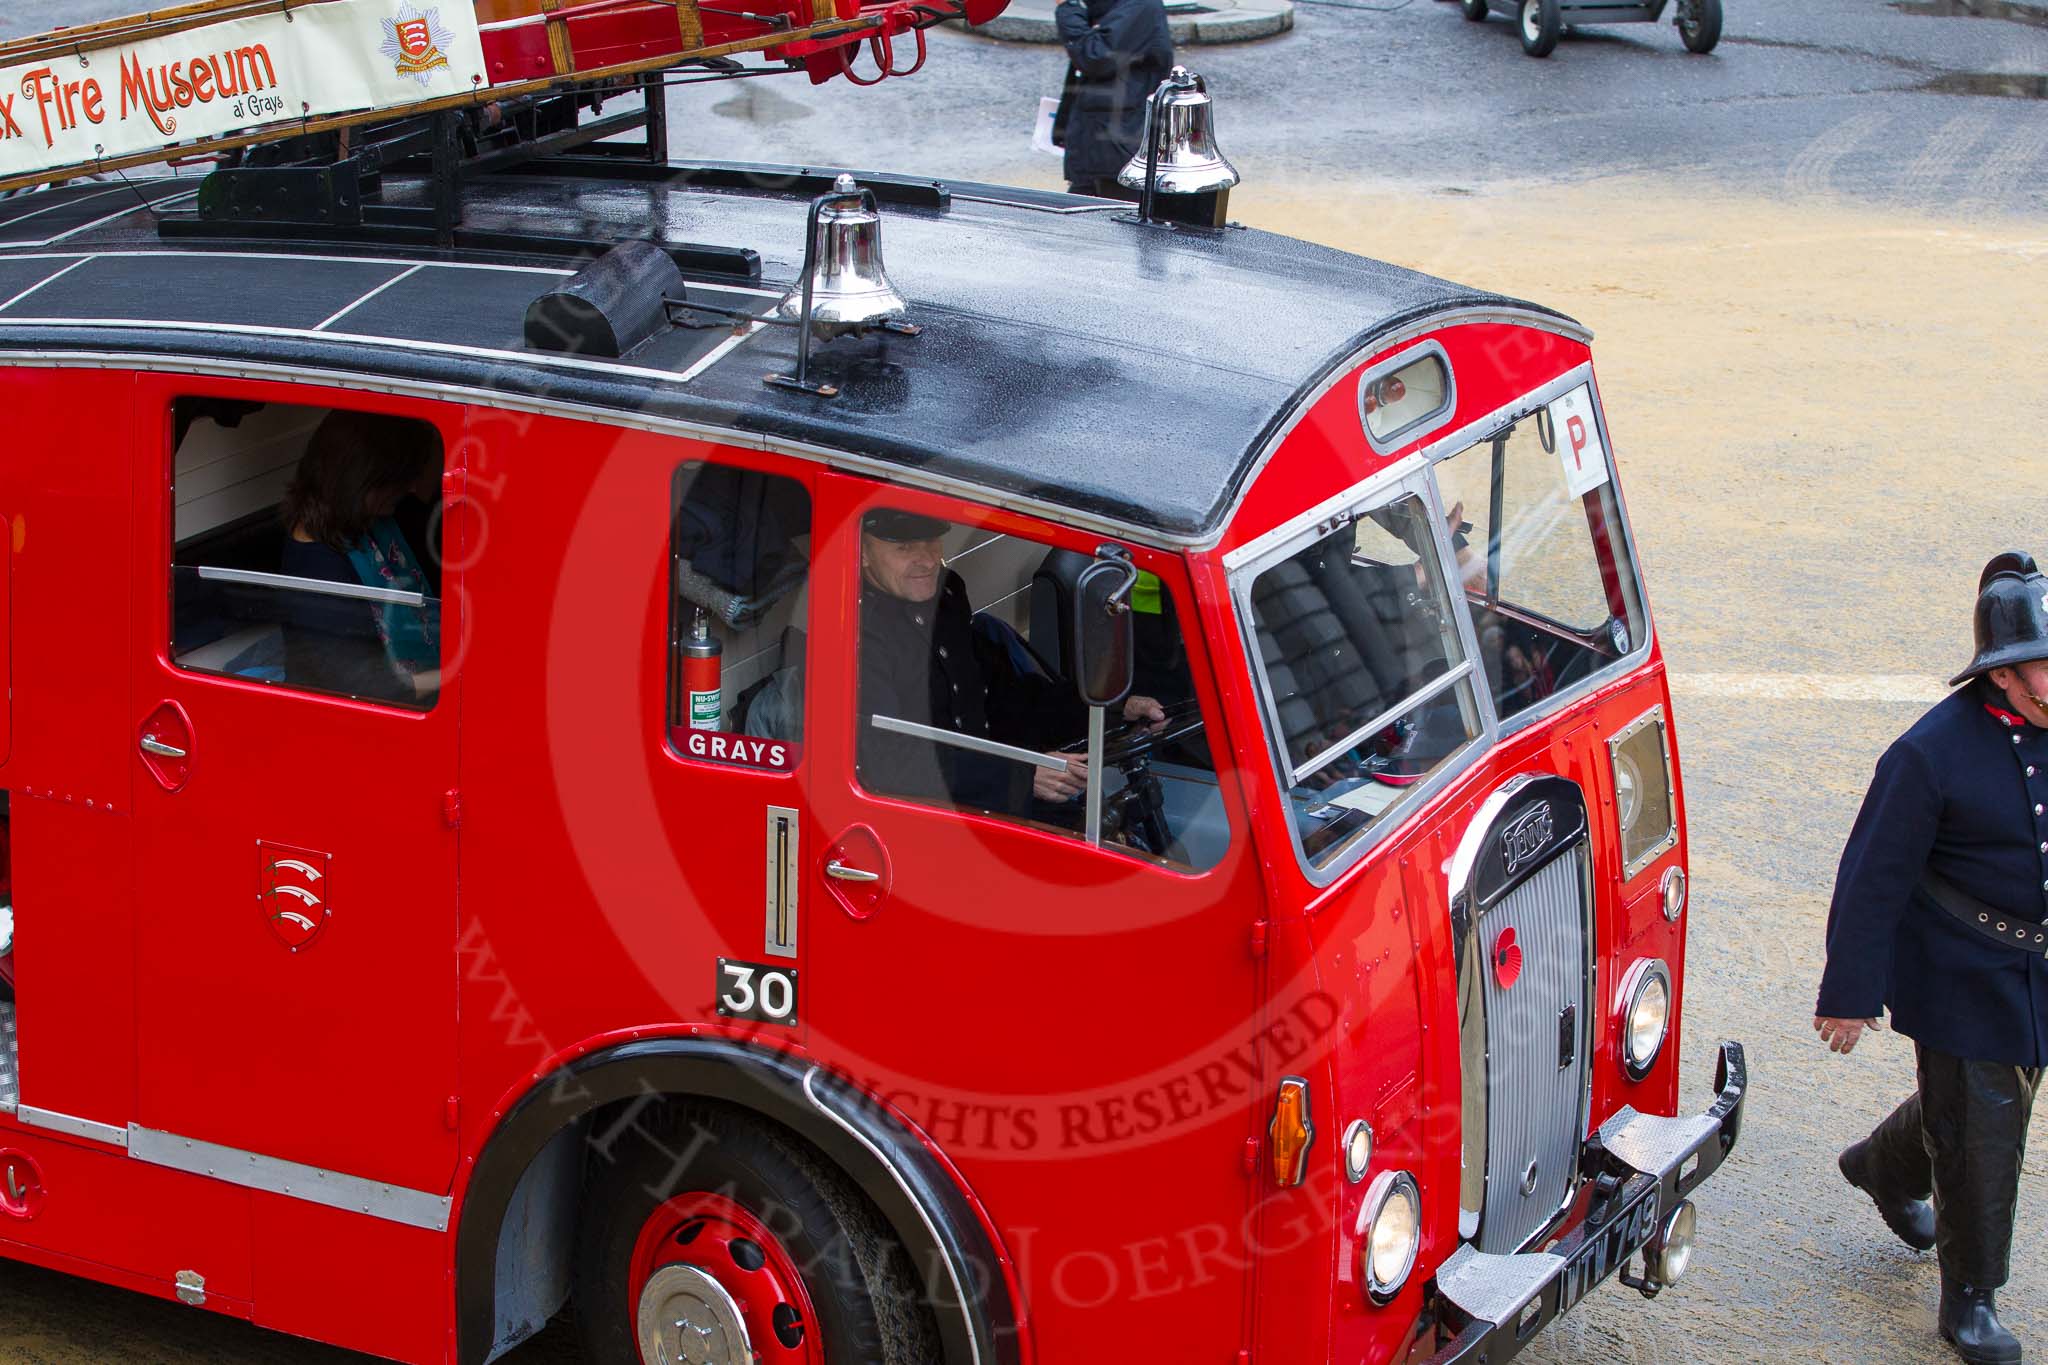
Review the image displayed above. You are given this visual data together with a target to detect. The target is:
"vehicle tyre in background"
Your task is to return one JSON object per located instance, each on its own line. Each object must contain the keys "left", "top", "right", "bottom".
{"left": 1679, "top": 0, "right": 1722, "bottom": 52}
{"left": 575, "top": 1101, "right": 939, "bottom": 1365}
{"left": 1461, "top": 0, "right": 1490, "bottom": 20}
{"left": 1520, "top": 0, "right": 1562, "bottom": 54}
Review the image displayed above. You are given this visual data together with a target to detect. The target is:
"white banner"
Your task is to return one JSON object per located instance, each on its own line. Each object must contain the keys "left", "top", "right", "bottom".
{"left": 0, "top": 0, "right": 489, "bottom": 183}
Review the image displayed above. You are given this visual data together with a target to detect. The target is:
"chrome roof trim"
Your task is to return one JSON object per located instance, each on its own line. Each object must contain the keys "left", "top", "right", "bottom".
{"left": 0, "top": 348, "right": 1189, "bottom": 550}
{"left": 1203, "top": 305, "right": 1594, "bottom": 555}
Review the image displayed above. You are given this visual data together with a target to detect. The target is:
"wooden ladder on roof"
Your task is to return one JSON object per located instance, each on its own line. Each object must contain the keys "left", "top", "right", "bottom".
{"left": 0, "top": 0, "right": 884, "bottom": 195}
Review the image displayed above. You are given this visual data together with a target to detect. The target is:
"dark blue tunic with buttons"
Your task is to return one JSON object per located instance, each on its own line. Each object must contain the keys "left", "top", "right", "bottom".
{"left": 1816, "top": 680, "right": 2048, "bottom": 1067}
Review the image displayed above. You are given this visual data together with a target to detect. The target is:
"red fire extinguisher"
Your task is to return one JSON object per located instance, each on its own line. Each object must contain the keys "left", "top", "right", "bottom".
{"left": 683, "top": 609, "right": 723, "bottom": 731}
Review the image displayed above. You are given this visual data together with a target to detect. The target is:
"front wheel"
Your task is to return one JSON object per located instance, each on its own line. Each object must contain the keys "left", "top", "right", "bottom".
{"left": 1519, "top": 0, "right": 1562, "bottom": 55}
{"left": 1460, "top": 0, "right": 1490, "bottom": 20}
{"left": 575, "top": 1102, "right": 938, "bottom": 1365}
{"left": 1678, "top": 0, "right": 1722, "bottom": 51}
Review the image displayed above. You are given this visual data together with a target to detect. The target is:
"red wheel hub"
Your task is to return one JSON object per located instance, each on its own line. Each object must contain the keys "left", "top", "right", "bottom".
{"left": 628, "top": 1191, "right": 823, "bottom": 1365}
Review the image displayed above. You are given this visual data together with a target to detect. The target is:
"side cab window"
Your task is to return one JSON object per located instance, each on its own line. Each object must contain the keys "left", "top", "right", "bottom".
{"left": 170, "top": 398, "right": 447, "bottom": 710}
{"left": 847, "top": 495, "right": 1230, "bottom": 871}
{"left": 665, "top": 458, "right": 811, "bottom": 772}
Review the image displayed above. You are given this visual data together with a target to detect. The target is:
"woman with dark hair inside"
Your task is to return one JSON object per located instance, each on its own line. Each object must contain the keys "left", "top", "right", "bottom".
{"left": 278, "top": 410, "right": 443, "bottom": 704}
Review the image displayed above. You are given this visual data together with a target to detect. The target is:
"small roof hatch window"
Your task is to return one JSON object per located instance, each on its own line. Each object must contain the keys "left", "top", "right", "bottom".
{"left": 1359, "top": 346, "right": 1453, "bottom": 453}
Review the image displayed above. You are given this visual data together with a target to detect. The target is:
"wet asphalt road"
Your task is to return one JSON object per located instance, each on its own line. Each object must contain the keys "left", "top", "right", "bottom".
{"left": 1, "top": 1, "right": 2046, "bottom": 1363}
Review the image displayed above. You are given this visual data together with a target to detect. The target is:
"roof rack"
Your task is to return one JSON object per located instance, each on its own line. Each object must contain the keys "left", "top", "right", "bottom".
{"left": 0, "top": 0, "right": 996, "bottom": 197}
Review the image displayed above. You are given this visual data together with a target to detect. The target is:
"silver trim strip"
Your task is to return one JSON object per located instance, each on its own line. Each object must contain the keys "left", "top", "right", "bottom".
{"left": 195, "top": 564, "right": 427, "bottom": 607}
{"left": 801, "top": 1068, "right": 982, "bottom": 1365}
{"left": 0, "top": 350, "right": 1184, "bottom": 550}
{"left": 17, "top": 1105, "right": 129, "bottom": 1147}
{"left": 128, "top": 1126, "right": 452, "bottom": 1231}
{"left": 1289, "top": 660, "right": 1476, "bottom": 788}
{"left": 870, "top": 714, "right": 1069, "bottom": 771}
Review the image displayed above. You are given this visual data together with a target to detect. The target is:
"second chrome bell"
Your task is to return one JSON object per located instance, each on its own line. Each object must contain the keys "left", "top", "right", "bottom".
{"left": 1117, "top": 67, "right": 1242, "bottom": 204}
{"left": 776, "top": 173, "right": 911, "bottom": 337}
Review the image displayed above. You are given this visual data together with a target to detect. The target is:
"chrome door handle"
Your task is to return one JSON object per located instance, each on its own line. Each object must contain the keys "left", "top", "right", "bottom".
{"left": 140, "top": 734, "right": 187, "bottom": 759}
{"left": 825, "top": 860, "right": 880, "bottom": 884}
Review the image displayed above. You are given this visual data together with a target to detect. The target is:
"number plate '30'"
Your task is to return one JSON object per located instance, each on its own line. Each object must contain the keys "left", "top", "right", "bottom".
{"left": 716, "top": 958, "right": 798, "bottom": 1027}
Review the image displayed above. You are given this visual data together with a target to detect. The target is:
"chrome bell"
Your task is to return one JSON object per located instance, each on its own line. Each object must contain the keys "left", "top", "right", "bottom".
{"left": 776, "top": 173, "right": 910, "bottom": 338}
{"left": 1117, "top": 67, "right": 1241, "bottom": 199}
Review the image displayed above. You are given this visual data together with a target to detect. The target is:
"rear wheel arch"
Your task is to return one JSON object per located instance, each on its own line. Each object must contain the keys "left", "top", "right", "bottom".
{"left": 453, "top": 1037, "right": 1021, "bottom": 1365}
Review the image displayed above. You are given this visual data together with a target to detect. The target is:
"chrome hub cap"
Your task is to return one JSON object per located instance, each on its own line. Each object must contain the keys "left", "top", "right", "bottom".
{"left": 637, "top": 1264, "right": 753, "bottom": 1365}
{"left": 1521, "top": 0, "right": 1540, "bottom": 38}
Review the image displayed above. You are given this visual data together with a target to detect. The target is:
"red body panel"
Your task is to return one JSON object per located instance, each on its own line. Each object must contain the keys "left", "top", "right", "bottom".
{"left": 0, "top": 310, "right": 1695, "bottom": 1365}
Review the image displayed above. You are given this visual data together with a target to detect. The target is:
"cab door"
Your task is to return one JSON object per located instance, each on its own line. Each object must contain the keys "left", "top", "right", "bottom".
{"left": 125, "top": 377, "right": 463, "bottom": 1195}
{"left": 803, "top": 475, "right": 1267, "bottom": 1360}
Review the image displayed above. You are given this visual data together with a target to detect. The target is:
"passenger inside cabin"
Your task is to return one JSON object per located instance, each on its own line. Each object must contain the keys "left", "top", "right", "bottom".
{"left": 855, "top": 508, "right": 1166, "bottom": 819}
{"left": 278, "top": 411, "right": 443, "bottom": 703}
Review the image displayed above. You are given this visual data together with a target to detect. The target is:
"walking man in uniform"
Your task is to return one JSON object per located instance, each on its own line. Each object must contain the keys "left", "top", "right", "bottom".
{"left": 1816, "top": 550, "right": 2048, "bottom": 1365}
{"left": 1051, "top": 0, "right": 1174, "bottom": 200}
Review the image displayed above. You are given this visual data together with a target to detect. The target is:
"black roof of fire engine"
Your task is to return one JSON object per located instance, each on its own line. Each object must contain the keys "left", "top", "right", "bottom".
{"left": 0, "top": 168, "right": 1570, "bottom": 540}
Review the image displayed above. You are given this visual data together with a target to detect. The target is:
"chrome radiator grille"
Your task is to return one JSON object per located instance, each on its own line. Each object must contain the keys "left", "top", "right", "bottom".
{"left": 1476, "top": 842, "right": 1592, "bottom": 1254}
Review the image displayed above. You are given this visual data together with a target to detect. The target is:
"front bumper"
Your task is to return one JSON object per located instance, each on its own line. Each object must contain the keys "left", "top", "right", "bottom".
{"left": 1420, "top": 1040, "right": 1748, "bottom": 1365}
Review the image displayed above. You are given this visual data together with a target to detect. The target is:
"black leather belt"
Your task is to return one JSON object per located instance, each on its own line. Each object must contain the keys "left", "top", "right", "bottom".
{"left": 1922, "top": 871, "right": 2048, "bottom": 956}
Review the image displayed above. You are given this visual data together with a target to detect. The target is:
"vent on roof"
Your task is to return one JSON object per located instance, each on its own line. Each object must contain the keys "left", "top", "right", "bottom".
{"left": 524, "top": 240, "right": 683, "bottom": 359}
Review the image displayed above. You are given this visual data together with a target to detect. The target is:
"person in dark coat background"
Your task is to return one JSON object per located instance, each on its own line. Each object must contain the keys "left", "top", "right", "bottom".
{"left": 1816, "top": 550, "right": 2048, "bottom": 1365}
{"left": 1052, "top": 0, "right": 1174, "bottom": 199}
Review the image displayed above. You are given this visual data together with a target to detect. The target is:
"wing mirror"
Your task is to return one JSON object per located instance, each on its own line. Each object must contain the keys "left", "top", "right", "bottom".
{"left": 1072, "top": 545, "right": 1137, "bottom": 709}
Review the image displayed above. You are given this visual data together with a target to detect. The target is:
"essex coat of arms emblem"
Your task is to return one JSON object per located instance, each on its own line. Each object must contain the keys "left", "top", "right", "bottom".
{"left": 379, "top": 3, "right": 455, "bottom": 83}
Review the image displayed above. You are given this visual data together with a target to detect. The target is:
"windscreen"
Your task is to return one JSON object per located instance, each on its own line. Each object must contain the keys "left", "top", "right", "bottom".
{"left": 1246, "top": 491, "right": 1482, "bottom": 867}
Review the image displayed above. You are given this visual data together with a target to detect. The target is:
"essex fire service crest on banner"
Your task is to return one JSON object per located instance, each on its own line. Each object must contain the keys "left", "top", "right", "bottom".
{"left": 259, "top": 840, "right": 333, "bottom": 951}
{"left": 380, "top": 5, "right": 456, "bottom": 83}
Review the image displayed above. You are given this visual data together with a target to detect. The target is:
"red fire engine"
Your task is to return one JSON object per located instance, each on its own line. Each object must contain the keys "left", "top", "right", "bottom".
{"left": 0, "top": 2, "right": 1744, "bottom": 1362}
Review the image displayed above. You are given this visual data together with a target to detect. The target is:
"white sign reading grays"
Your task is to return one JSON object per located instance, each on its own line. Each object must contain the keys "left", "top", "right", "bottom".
{"left": 1545, "top": 383, "right": 1610, "bottom": 498}
{"left": 0, "top": 1, "right": 488, "bottom": 185}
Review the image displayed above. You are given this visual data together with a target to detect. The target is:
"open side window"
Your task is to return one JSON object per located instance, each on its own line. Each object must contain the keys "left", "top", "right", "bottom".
{"left": 1431, "top": 379, "right": 1647, "bottom": 727}
{"left": 850, "top": 504, "right": 1229, "bottom": 872}
{"left": 169, "top": 398, "right": 446, "bottom": 710}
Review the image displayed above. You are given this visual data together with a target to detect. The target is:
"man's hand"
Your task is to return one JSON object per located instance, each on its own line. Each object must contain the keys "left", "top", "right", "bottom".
{"left": 1035, "top": 753, "right": 1088, "bottom": 803}
{"left": 1122, "top": 695, "right": 1167, "bottom": 730}
{"left": 1815, "top": 1015, "right": 1882, "bottom": 1055}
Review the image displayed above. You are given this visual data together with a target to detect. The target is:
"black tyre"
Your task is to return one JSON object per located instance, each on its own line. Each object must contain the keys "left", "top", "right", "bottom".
{"left": 1519, "top": 0, "right": 1562, "bottom": 55}
{"left": 575, "top": 1101, "right": 939, "bottom": 1365}
{"left": 1460, "top": 0, "right": 1490, "bottom": 20}
{"left": 1679, "top": 0, "right": 1722, "bottom": 52}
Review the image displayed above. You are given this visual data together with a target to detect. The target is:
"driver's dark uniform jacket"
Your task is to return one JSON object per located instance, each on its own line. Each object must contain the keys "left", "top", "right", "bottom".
{"left": 1816, "top": 679, "right": 2048, "bottom": 1287}
{"left": 857, "top": 570, "right": 1081, "bottom": 817}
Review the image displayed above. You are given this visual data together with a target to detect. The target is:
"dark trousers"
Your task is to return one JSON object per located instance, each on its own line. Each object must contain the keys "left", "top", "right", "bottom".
{"left": 1863, "top": 1043, "right": 2043, "bottom": 1286}
{"left": 1066, "top": 177, "right": 1140, "bottom": 202}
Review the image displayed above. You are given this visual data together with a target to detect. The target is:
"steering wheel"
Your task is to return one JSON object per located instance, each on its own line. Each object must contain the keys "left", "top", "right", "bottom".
{"left": 1093, "top": 696, "right": 1207, "bottom": 767}
{"left": 1060, "top": 698, "right": 1207, "bottom": 858}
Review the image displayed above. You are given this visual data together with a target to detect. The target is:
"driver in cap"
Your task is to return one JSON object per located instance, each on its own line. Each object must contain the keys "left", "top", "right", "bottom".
{"left": 1816, "top": 550, "right": 2048, "bottom": 1365}
{"left": 857, "top": 507, "right": 1164, "bottom": 819}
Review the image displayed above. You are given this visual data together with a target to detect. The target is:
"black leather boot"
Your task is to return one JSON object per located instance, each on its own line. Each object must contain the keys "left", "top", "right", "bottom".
{"left": 1939, "top": 1281, "right": 2022, "bottom": 1364}
{"left": 1839, "top": 1138, "right": 1936, "bottom": 1251}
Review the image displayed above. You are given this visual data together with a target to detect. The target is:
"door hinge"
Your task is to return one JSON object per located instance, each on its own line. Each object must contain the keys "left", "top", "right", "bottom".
{"left": 442, "top": 789, "right": 463, "bottom": 830}
{"left": 175, "top": 1270, "right": 206, "bottom": 1306}
{"left": 444, "top": 1096, "right": 461, "bottom": 1131}
{"left": 1249, "top": 920, "right": 1269, "bottom": 958}
{"left": 1241, "top": 1135, "right": 1260, "bottom": 1177}
{"left": 1236, "top": 1352, "right": 1252, "bottom": 1365}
